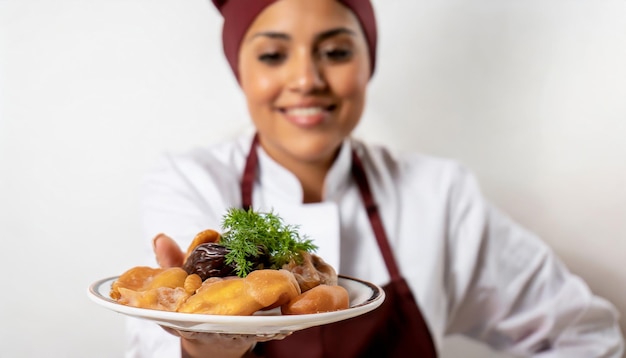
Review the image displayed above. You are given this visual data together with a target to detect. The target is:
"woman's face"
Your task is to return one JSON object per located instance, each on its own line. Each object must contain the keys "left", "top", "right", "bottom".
{"left": 238, "top": 0, "right": 371, "bottom": 168}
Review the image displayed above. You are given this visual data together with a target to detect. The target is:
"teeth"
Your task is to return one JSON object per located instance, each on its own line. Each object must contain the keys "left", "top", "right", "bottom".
{"left": 285, "top": 107, "right": 323, "bottom": 116}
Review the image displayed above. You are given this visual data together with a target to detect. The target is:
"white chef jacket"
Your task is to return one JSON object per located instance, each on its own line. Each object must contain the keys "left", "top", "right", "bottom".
{"left": 126, "top": 133, "right": 624, "bottom": 358}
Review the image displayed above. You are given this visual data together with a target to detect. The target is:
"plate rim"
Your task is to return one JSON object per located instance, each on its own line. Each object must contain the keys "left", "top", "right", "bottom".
{"left": 87, "top": 273, "right": 385, "bottom": 326}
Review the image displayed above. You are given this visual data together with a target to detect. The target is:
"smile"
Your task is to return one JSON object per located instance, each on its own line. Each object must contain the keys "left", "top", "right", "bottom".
{"left": 280, "top": 104, "right": 336, "bottom": 115}
{"left": 279, "top": 105, "right": 337, "bottom": 127}
{"left": 285, "top": 107, "right": 325, "bottom": 116}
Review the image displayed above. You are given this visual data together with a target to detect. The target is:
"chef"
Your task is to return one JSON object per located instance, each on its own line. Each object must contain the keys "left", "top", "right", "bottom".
{"left": 127, "top": 0, "right": 625, "bottom": 357}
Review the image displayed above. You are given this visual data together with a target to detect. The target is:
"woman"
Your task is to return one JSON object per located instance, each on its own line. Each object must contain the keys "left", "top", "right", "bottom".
{"left": 128, "top": 0, "right": 624, "bottom": 357}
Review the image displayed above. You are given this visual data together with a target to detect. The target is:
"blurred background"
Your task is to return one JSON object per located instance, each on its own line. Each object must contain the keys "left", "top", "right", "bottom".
{"left": 0, "top": 0, "right": 624, "bottom": 357}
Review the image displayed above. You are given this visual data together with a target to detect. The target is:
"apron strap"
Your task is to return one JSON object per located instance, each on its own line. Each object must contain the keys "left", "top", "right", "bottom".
{"left": 350, "top": 150, "right": 402, "bottom": 281}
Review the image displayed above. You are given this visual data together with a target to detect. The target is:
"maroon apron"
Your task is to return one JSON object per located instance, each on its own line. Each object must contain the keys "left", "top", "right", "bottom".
{"left": 242, "top": 135, "right": 437, "bottom": 358}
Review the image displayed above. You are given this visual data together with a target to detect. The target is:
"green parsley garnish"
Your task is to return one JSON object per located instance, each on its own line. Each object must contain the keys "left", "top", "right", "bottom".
{"left": 219, "top": 208, "right": 317, "bottom": 277}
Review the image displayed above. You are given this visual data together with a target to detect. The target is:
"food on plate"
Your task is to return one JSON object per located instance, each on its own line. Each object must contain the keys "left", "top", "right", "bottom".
{"left": 178, "top": 269, "right": 300, "bottom": 315}
{"left": 282, "top": 284, "right": 350, "bottom": 315}
{"left": 110, "top": 208, "right": 350, "bottom": 316}
{"left": 183, "top": 242, "right": 253, "bottom": 280}
{"left": 110, "top": 267, "right": 200, "bottom": 311}
{"left": 283, "top": 251, "right": 338, "bottom": 291}
{"left": 214, "top": 208, "right": 317, "bottom": 277}
{"left": 183, "top": 229, "right": 220, "bottom": 261}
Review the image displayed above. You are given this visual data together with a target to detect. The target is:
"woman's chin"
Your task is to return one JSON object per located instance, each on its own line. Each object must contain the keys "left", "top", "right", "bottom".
{"left": 258, "top": 130, "right": 345, "bottom": 166}
{"left": 284, "top": 139, "right": 342, "bottom": 165}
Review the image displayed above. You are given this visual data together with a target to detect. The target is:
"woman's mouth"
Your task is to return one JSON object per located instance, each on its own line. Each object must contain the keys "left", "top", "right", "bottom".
{"left": 279, "top": 105, "right": 336, "bottom": 128}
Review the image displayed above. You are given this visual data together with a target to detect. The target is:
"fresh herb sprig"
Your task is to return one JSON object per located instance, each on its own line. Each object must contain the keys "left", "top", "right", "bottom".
{"left": 220, "top": 208, "right": 317, "bottom": 277}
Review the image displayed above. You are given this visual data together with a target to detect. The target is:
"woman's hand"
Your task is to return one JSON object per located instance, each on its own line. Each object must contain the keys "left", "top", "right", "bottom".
{"left": 163, "top": 327, "right": 288, "bottom": 358}
{"left": 152, "top": 234, "right": 289, "bottom": 358}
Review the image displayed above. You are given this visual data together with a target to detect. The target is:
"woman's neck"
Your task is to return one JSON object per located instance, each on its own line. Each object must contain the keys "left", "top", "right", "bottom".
{"left": 283, "top": 154, "right": 335, "bottom": 204}
{"left": 299, "top": 167, "right": 327, "bottom": 203}
{"left": 257, "top": 139, "right": 339, "bottom": 204}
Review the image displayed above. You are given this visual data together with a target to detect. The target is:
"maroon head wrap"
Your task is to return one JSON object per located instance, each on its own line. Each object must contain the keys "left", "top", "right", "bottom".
{"left": 211, "top": 0, "right": 377, "bottom": 80}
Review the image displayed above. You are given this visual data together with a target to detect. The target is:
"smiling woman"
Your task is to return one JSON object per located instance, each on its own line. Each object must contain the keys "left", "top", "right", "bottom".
{"left": 238, "top": 0, "right": 372, "bottom": 203}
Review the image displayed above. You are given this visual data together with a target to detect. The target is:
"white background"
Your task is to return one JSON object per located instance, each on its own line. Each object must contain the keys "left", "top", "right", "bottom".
{"left": 1, "top": 0, "right": 625, "bottom": 357}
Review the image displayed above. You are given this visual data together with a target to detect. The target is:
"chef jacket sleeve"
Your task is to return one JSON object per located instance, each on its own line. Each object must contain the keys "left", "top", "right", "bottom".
{"left": 140, "top": 153, "right": 224, "bottom": 249}
{"left": 443, "top": 166, "right": 624, "bottom": 357}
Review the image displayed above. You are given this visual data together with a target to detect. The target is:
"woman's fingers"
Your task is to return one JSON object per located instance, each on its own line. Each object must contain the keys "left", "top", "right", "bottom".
{"left": 161, "top": 326, "right": 290, "bottom": 343}
{"left": 161, "top": 327, "right": 286, "bottom": 358}
{"left": 153, "top": 233, "right": 185, "bottom": 268}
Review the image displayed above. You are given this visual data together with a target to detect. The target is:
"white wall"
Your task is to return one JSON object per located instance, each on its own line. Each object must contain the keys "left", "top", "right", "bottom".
{"left": 0, "top": 1, "right": 624, "bottom": 357}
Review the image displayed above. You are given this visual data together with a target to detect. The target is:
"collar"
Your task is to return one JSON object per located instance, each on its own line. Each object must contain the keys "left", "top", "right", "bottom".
{"left": 256, "top": 139, "right": 353, "bottom": 204}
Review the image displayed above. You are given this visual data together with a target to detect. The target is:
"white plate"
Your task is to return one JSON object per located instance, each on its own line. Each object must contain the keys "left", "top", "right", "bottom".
{"left": 88, "top": 275, "right": 385, "bottom": 335}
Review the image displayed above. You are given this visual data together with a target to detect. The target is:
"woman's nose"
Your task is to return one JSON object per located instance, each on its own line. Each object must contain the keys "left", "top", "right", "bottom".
{"left": 287, "top": 53, "right": 326, "bottom": 94}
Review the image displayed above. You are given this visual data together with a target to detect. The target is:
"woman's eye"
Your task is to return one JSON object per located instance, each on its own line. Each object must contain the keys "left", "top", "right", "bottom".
{"left": 258, "top": 52, "right": 286, "bottom": 64}
{"left": 320, "top": 48, "right": 352, "bottom": 62}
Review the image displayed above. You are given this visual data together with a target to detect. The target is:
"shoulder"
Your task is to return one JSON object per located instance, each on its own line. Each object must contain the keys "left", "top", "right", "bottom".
{"left": 139, "top": 134, "right": 254, "bottom": 244}
{"left": 350, "top": 137, "right": 476, "bottom": 194}
{"left": 144, "top": 135, "right": 250, "bottom": 187}
{"left": 140, "top": 134, "right": 254, "bottom": 214}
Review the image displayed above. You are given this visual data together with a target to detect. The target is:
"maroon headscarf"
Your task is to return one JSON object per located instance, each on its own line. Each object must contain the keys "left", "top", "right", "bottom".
{"left": 211, "top": 0, "right": 377, "bottom": 80}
